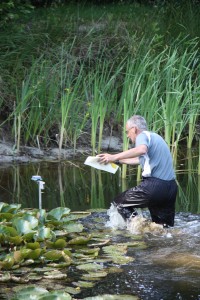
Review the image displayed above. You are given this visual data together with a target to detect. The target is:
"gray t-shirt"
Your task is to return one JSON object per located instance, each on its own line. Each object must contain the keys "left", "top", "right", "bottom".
{"left": 136, "top": 131, "right": 175, "bottom": 180}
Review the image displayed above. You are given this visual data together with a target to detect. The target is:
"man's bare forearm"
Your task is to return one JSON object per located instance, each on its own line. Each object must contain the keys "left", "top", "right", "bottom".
{"left": 118, "top": 157, "right": 140, "bottom": 165}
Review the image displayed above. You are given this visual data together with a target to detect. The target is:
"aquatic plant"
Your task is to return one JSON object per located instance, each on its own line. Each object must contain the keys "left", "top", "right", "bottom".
{"left": 0, "top": 202, "right": 146, "bottom": 299}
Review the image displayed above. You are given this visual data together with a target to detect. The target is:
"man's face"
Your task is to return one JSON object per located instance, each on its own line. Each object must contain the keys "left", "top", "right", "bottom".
{"left": 125, "top": 124, "right": 137, "bottom": 143}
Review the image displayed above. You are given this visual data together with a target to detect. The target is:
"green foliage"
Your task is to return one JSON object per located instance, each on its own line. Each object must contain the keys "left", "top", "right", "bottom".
{"left": 0, "top": 1, "right": 200, "bottom": 153}
{"left": 0, "top": 0, "right": 34, "bottom": 27}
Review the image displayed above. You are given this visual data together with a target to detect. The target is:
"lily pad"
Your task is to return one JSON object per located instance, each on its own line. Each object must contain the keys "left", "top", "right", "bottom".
{"left": 108, "top": 266, "right": 123, "bottom": 273}
{"left": 82, "top": 271, "right": 108, "bottom": 280}
{"left": 47, "top": 262, "right": 71, "bottom": 268}
{"left": 111, "top": 255, "right": 135, "bottom": 264}
{"left": 7, "top": 235, "right": 23, "bottom": 245}
{"left": 76, "top": 263, "right": 104, "bottom": 271}
{"left": 64, "top": 286, "right": 81, "bottom": 295}
{"left": 12, "top": 218, "right": 35, "bottom": 235}
{"left": 0, "top": 256, "right": 15, "bottom": 270}
{"left": 34, "top": 227, "right": 52, "bottom": 241}
{"left": 43, "top": 270, "right": 67, "bottom": 280}
{"left": 38, "top": 292, "right": 72, "bottom": 300}
{"left": 1, "top": 203, "right": 21, "bottom": 214}
{"left": 47, "top": 207, "right": 71, "bottom": 221}
{"left": 119, "top": 242, "right": 147, "bottom": 249}
{"left": 26, "top": 241, "right": 41, "bottom": 250}
{"left": 88, "top": 239, "right": 110, "bottom": 247}
{"left": 68, "top": 234, "right": 92, "bottom": 245}
{"left": 82, "top": 295, "right": 139, "bottom": 300}
{"left": 63, "top": 223, "right": 84, "bottom": 233}
{"left": 43, "top": 250, "right": 63, "bottom": 261}
{"left": 0, "top": 225, "right": 18, "bottom": 237}
{"left": 13, "top": 285, "right": 48, "bottom": 299}
{"left": 73, "top": 280, "right": 95, "bottom": 288}
{"left": 102, "top": 245, "right": 127, "bottom": 255}
{"left": 0, "top": 271, "right": 11, "bottom": 282}
{"left": 46, "top": 238, "right": 67, "bottom": 249}
{"left": 0, "top": 213, "right": 13, "bottom": 221}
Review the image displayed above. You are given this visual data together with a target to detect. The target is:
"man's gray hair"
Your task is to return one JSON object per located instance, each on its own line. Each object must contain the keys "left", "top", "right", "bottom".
{"left": 127, "top": 115, "right": 148, "bottom": 131}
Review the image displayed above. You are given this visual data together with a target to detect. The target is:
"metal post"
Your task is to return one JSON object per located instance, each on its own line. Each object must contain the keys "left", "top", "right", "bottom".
{"left": 31, "top": 175, "right": 45, "bottom": 209}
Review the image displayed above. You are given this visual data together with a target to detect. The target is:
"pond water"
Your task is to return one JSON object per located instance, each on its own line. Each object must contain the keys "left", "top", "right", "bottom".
{"left": 0, "top": 154, "right": 200, "bottom": 300}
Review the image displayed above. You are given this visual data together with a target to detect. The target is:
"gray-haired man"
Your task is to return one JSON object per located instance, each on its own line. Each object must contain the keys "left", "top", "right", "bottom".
{"left": 97, "top": 115, "right": 177, "bottom": 227}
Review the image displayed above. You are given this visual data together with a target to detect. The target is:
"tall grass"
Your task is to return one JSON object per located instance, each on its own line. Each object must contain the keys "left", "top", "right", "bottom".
{"left": 0, "top": 3, "right": 200, "bottom": 179}
{"left": 5, "top": 35, "right": 199, "bottom": 175}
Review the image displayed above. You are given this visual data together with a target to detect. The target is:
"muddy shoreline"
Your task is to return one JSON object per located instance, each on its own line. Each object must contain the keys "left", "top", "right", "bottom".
{"left": 0, "top": 136, "right": 123, "bottom": 165}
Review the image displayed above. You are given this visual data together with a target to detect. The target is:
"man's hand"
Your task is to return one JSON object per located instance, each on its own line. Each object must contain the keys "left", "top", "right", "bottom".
{"left": 96, "top": 153, "right": 116, "bottom": 164}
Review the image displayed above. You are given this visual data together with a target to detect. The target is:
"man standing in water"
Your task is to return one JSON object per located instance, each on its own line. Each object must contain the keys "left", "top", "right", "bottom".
{"left": 97, "top": 115, "right": 177, "bottom": 227}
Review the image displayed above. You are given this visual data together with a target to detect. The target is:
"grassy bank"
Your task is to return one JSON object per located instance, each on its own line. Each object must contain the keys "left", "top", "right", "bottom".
{"left": 0, "top": 2, "right": 200, "bottom": 160}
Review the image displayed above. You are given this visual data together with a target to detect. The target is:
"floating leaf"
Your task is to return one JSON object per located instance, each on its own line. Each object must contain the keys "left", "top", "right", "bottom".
{"left": 7, "top": 235, "right": 23, "bottom": 245}
{"left": 76, "top": 263, "right": 104, "bottom": 271}
{"left": 34, "top": 227, "right": 52, "bottom": 241}
{"left": 111, "top": 255, "right": 135, "bottom": 264}
{"left": 61, "top": 251, "right": 72, "bottom": 265}
{"left": 82, "top": 271, "right": 108, "bottom": 280}
{"left": 73, "top": 280, "right": 95, "bottom": 288}
{"left": 21, "top": 259, "right": 35, "bottom": 266}
{"left": 88, "top": 239, "right": 110, "bottom": 247}
{"left": 123, "top": 241, "right": 148, "bottom": 249}
{"left": 43, "top": 272, "right": 67, "bottom": 280}
{"left": 26, "top": 248, "right": 42, "bottom": 260}
{"left": 0, "top": 225, "right": 18, "bottom": 237}
{"left": 19, "top": 248, "right": 32, "bottom": 259}
{"left": 0, "top": 256, "right": 15, "bottom": 270}
{"left": 82, "top": 295, "right": 139, "bottom": 300}
{"left": 23, "top": 214, "right": 38, "bottom": 228}
{"left": 108, "top": 267, "right": 123, "bottom": 273}
{"left": 34, "top": 267, "right": 55, "bottom": 274}
{"left": 12, "top": 218, "right": 35, "bottom": 235}
{"left": 37, "top": 209, "right": 47, "bottom": 225}
{"left": 77, "top": 247, "right": 100, "bottom": 255}
{"left": 1, "top": 203, "right": 21, "bottom": 214}
{"left": 64, "top": 286, "right": 81, "bottom": 295}
{"left": 23, "top": 232, "right": 35, "bottom": 242}
{"left": 63, "top": 223, "right": 84, "bottom": 233}
{"left": 0, "top": 213, "right": 13, "bottom": 221}
{"left": 27, "top": 274, "right": 43, "bottom": 281}
{"left": 46, "top": 238, "right": 67, "bottom": 249}
{"left": 62, "top": 249, "right": 72, "bottom": 257}
{"left": 47, "top": 207, "right": 71, "bottom": 221}
{"left": 102, "top": 245, "right": 127, "bottom": 255}
{"left": 14, "top": 285, "right": 48, "bottom": 299}
{"left": 0, "top": 271, "right": 11, "bottom": 282}
{"left": 0, "top": 202, "right": 6, "bottom": 212}
{"left": 54, "top": 230, "right": 68, "bottom": 238}
{"left": 47, "top": 262, "right": 71, "bottom": 268}
{"left": 39, "top": 291, "right": 72, "bottom": 300}
{"left": 11, "top": 275, "right": 29, "bottom": 283}
{"left": 43, "top": 250, "right": 63, "bottom": 261}
{"left": 68, "top": 234, "right": 92, "bottom": 245}
{"left": 13, "top": 250, "right": 24, "bottom": 263}
{"left": 26, "top": 241, "right": 41, "bottom": 250}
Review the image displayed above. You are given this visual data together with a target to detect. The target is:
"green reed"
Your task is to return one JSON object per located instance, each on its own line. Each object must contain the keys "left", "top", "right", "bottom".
{"left": 13, "top": 73, "right": 38, "bottom": 151}
{"left": 198, "top": 142, "right": 200, "bottom": 176}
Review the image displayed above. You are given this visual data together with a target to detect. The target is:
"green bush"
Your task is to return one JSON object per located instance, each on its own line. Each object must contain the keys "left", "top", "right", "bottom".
{"left": 0, "top": 0, "right": 33, "bottom": 27}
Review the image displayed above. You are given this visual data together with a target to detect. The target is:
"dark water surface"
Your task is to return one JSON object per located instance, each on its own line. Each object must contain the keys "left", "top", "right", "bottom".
{"left": 0, "top": 158, "right": 200, "bottom": 300}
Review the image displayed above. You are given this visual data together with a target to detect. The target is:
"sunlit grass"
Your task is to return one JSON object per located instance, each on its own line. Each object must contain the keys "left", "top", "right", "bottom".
{"left": 0, "top": 2, "right": 199, "bottom": 172}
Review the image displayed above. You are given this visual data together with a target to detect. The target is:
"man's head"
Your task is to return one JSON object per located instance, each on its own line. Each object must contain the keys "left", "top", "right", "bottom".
{"left": 125, "top": 115, "right": 148, "bottom": 143}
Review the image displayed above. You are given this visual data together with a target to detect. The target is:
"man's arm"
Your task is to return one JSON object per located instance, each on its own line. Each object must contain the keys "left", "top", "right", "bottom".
{"left": 97, "top": 145, "right": 147, "bottom": 164}
{"left": 117, "top": 157, "right": 140, "bottom": 165}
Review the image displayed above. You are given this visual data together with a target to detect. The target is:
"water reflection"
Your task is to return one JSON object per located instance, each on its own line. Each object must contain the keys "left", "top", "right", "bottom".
{"left": 0, "top": 155, "right": 200, "bottom": 300}
{"left": 0, "top": 156, "right": 199, "bottom": 214}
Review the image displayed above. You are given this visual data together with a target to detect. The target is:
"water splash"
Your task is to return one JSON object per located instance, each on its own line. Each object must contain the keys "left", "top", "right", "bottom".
{"left": 127, "top": 215, "right": 166, "bottom": 235}
{"left": 105, "top": 204, "right": 167, "bottom": 235}
{"left": 105, "top": 203, "right": 127, "bottom": 229}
